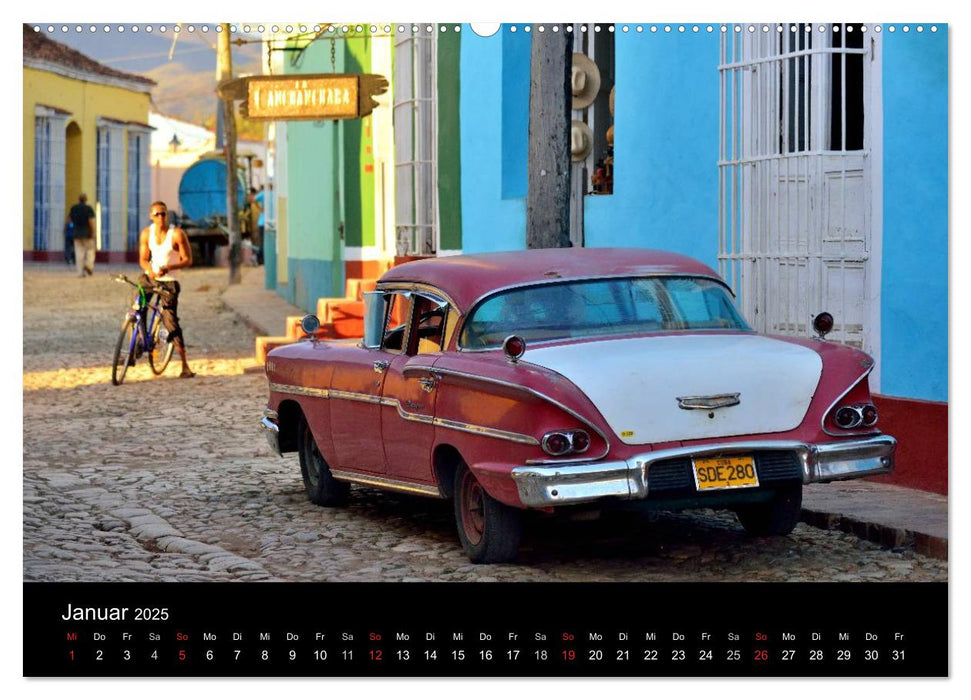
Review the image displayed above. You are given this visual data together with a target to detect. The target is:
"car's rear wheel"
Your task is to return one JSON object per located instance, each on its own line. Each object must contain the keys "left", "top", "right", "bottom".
{"left": 453, "top": 462, "right": 523, "bottom": 563}
{"left": 735, "top": 483, "right": 803, "bottom": 536}
{"left": 297, "top": 416, "right": 349, "bottom": 507}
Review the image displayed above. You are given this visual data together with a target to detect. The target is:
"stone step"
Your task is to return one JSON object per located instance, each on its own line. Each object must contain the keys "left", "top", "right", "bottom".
{"left": 328, "top": 300, "right": 365, "bottom": 320}
{"left": 255, "top": 336, "right": 291, "bottom": 364}
{"left": 257, "top": 276, "right": 375, "bottom": 364}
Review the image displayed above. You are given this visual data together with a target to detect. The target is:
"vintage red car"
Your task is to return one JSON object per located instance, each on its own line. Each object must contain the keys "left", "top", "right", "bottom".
{"left": 260, "top": 248, "right": 895, "bottom": 563}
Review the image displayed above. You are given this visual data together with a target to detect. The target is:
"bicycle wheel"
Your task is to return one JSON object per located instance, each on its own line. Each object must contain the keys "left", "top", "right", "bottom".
{"left": 148, "top": 310, "right": 175, "bottom": 375}
{"left": 111, "top": 317, "right": 137, "bottom": 386}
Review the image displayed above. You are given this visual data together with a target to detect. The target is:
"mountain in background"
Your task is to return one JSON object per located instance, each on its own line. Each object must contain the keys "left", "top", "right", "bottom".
{"left": 31, "top": 24, "right": 262, "bottom": 127}
{"left": 145, "top": 58, "right": 262, "bottom": 132}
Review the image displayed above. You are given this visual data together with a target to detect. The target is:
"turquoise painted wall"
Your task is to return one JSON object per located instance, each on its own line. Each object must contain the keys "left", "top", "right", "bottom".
{"left": 460, "top": 26, "right": 527, "bottom": 252}
{"left": 585, "top": 30, "right": 720, "bottom": 269}
{"left": 263, "top": 228, "right": 277, "bottom": 290}
{"left": 282, "top": 38, "right": 348, "bottom": 310}
{"left": 880, "top": 27, "right": 948, "bottom": 402}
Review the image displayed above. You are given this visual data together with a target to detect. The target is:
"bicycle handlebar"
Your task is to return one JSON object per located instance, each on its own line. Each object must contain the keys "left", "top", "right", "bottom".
{"left": 113, "top": 274, "right": 162, "bottom": 298}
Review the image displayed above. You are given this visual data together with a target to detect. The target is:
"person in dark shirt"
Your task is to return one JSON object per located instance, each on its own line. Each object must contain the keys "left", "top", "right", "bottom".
{"left": 68, "top": 193, "right": 96, "bottom": 277}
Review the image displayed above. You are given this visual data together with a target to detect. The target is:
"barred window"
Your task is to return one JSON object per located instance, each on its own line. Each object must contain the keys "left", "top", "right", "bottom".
{"left": 33, "top": 109, "right": 67, "bottom": 251}
{"left": 97, "top": 121, "right": 125, "bottom": 251}
{"left": 127, "top": 129, "right": 151, "bottom": 250}
{"left": 393, "top": 30, "right": 438, "bottom": 255}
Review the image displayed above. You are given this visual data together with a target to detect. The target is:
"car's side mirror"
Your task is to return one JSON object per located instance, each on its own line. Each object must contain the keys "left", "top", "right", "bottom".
{"left": 363, "top": 291, "right": 386, "bottom": 348}
{"left": 300, "top": 314, "right": 320, "bottom": 335}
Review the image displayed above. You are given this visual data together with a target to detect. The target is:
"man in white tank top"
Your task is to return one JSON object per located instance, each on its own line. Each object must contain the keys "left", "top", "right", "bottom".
{"left": 137, "top": 201, "right": 196, "bottom": 378}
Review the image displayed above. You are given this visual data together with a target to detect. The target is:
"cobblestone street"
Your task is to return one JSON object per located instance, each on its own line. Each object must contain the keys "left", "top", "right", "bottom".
{"left": 22, "top": 264, "right": 948, "bottom": 583}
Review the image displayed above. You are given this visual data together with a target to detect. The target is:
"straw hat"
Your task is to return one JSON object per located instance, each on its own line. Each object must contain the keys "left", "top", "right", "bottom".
{"left": 571, "top": 120, "right": 593, "bottom": 161}
{"left": 571, "top": 53, "right": 601, "bottom": 110}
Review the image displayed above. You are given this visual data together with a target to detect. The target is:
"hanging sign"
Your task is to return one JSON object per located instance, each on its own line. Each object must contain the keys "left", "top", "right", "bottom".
{"left": 218, "top": 74, "right": 389, "bottom": 121}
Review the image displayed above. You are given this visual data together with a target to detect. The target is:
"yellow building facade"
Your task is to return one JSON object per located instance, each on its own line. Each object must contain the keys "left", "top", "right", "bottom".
{"left": 23, "top": 26, "right": 154, "bottom": 262}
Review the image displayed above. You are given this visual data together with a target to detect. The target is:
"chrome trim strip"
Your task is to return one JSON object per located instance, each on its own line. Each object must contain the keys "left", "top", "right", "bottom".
{"left": 403, "top": 364, "right": 440, "bottom": 376}
{"left": 269, "top": 381, "right": 538, "bottom": 445}
{"left": 392, "top": 401, "right": 437, "bottom": 426}
{"left": 269, "top": 382, "right": 330, "bottom": 398}
{"left": 330, "top": 470, "right": 444, "bottom": 498}
{"left": 330, "top": 389, "right": 388, "bottom": 406}
{"left": 409, "top": 365, "right": 611, "bottom": 463}
{"left": 433, "top": 416, "right": 539, "bottom": 445}
{"left": 820, "top": 364, "right": 881, "bottom": 437}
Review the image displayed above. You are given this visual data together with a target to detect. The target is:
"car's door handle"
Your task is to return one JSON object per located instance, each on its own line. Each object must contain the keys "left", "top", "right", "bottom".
{"left": 418, "top": 377, "right": 437, "bottom": 393}
{"left": 373, "top": 360, "right": 389, "bottom": 374}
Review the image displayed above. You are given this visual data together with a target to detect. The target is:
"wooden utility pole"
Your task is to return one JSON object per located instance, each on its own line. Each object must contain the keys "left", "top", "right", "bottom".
{"left": 526, "top": 24, "right": 572, "bottom": 249}
{"left": 217, "top": 24, "right": 242, "bottom": 284}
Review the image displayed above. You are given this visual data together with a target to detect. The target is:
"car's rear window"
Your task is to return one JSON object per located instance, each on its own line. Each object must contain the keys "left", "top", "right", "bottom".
{"left": 460, "top": 276, "right": 750, "bottom": 349}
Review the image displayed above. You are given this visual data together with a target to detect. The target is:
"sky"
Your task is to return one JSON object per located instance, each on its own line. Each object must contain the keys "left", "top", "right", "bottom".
{"left": 28, "top": 23, "right": 264, "bottom": 124}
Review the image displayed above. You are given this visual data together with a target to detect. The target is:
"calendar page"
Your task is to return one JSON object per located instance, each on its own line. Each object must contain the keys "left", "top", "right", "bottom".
{"left": 21, "top": 10, "right": 950, "bottom": 684}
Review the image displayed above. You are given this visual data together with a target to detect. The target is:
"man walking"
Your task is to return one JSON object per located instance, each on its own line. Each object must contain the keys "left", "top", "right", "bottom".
{"left": 138, "top": 202, "right": 196, "bottom": 378}
{"left": 68, "top": 194, "right": 96, "bottom": 277}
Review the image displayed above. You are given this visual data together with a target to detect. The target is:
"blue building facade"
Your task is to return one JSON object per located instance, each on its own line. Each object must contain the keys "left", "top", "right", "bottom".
{"left": 458, "top": 24, "right": 947, "bottom": 406}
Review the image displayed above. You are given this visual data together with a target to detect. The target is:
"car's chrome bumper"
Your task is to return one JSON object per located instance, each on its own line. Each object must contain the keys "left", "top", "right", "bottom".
{"left": 510, "top": 435, "right": 896, "bottom": 508}
{"left": 260, "top": 409, "right": 282, "bottom": 456}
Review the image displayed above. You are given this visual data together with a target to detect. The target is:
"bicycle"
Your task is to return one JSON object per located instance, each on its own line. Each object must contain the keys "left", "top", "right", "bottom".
{"left": 111, "top": 274, "right": 176, "bottom": 386}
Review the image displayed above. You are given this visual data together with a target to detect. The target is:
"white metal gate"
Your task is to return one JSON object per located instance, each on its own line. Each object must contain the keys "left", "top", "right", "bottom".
{"left": 393, "top": 29, "right": 438, "bottom": 256}
{"left": 719, "top": 24, "right": 877, "bottom": 351}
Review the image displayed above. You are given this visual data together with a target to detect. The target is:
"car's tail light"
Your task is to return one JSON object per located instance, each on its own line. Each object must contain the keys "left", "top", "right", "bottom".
{"left": 541, "top": 430, "right": 591, "bottom": 457}
{"left": 862, "top": 404, "right": 879, "bottom": 426}
{"left": 571, "top": 430, "right": 591, "bottom": 453}
{"left": 832, "top": 404, "right": 878, "bottom": 430}
{"left": 834, "top": 406, "right": 862, "bottom": 429}
{"left": 542, "top": 432, "right": 572, "bottom": 456}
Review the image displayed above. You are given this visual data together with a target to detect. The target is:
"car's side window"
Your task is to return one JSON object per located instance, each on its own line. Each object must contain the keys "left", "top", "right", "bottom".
{"left": 381, "top": 292, "right": 411, "bottom": 354}
{"left": 412, "top": 294, "right": 449, "bottom": 355}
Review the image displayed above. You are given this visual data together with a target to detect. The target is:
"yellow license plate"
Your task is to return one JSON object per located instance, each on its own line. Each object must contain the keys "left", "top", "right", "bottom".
{"left": 693, "top": 456, "right": 759, "bottom": 491}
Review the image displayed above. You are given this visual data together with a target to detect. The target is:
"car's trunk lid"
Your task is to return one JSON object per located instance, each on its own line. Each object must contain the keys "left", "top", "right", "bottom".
{"left": 524, "top": 333, "right": 822, "bottom": 445}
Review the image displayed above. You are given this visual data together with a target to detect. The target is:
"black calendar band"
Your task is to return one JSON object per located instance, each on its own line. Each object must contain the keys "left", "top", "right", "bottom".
{"left": 24, "top": 581, "right": 947, "bottom": 677}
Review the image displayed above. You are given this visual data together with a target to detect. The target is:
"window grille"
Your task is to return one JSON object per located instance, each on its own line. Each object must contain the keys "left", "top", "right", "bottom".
{"left": 719, "top": 24, "right": 873, "bottom": 350}
{"left": 393, "top": 29, "right": 438, "bottom": 255}
{"left": 127, "top": 129, "right": 150, "bottom": 251}
{"left": 33, "top": 111, "right": 67, "bottom": 251}
{"left": 97, "top": 122, "right": 125, "bottom": 251}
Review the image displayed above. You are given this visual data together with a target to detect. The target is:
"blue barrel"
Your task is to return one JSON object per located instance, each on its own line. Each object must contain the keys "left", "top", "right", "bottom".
{"left": 178, "top": 158, "right": 247, "bottom": 223}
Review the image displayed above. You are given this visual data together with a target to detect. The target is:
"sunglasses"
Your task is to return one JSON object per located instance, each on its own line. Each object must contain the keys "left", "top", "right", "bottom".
{"left": 151, "top": 211, "right": 168, "bottom": 218}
